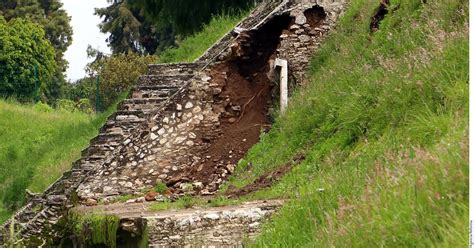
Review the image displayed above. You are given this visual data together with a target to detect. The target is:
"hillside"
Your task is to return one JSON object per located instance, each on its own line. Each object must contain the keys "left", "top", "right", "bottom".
{"left": 0, "top": 101, "right": 111, "bottom": 223}
{"left": 0, "top": 0, "right": 469, "bottom": 246}
{"left": 223, "top": 0, "right": 469, "bottom": 246}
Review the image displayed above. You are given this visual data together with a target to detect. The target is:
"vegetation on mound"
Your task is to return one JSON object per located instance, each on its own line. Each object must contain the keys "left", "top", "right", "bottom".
{"left": 221, "top": 0, "right": 468, "bottom": 246}
{"left": 0, "top": 100, "right": 115, "bottom": 223}
{"left": 158, "top": 13, "right": 247, "bottom": 63}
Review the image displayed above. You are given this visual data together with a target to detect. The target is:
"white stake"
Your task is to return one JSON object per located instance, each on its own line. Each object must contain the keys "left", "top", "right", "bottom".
{"left": 274, "top": 58, "right": 288, "bottom": 114}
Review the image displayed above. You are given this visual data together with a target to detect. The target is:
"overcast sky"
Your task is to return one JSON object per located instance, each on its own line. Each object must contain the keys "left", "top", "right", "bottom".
{"left": 62, "top": 0, "right": 111, "bottom": 82}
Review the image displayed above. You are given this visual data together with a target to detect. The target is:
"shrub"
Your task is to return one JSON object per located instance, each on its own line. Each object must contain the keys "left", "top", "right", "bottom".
{"left": 86, "top": 53, "right": 157, "bottom": 110}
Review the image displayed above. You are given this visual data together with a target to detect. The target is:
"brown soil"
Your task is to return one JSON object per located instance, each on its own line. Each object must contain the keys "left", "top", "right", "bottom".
{"left": 225, "top": 153, "right": 306, "bottom": 198}
{"left": 172, "top": 14, "right": 294, "bottom": 190}
{"left": 188, "top": 62, "right": 273, "bottom": 185}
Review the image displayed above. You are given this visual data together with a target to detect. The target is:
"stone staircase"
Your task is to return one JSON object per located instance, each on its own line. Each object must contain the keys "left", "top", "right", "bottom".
{"left": 0, "top": 63, "right": 206, "bottom": 244}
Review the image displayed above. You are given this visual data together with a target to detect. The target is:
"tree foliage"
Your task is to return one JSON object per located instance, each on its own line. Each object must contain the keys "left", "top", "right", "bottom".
{"left": 95, "top": 0, "right": 174, "bottom": 55}
{"left": 0, "top": 17, "right": 56, "bottom": 100}
{"left": 0, "top": 0, "right": 72, "bottom": 67}
{"left": 86, "top": 52, "right": 157, "bottom": 109}
{"left": 96, "top": 0, "right": 256, "bottom": 55}
{"left": 131, "top": 0, "right": 257, "bottom": 36}
{"left": 0, "top": 0, "right": 73, "bottom": 101}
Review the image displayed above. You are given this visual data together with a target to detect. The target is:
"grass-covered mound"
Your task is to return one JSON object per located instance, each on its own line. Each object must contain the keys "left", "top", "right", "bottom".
{"left": 222, "top": 0, "right": 468, "bottom": 246}
{"left": 157, "top": 13, "right": 246, "bottom": 63}
{"left": 0, "top": 100, "right": 112, "bottom": 223}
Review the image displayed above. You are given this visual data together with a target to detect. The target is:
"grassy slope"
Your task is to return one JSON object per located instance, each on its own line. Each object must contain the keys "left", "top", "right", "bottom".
{"left": 157, "top": 13, "right": 246, "bottom": 63}
{"left": 0, "top": 101, "right": 112, "bottom": 223}
{"left": 216, "top": 0, "right": 468, "bottom": 246}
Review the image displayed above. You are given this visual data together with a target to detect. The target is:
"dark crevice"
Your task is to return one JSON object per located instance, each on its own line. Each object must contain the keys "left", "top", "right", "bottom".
{"left": 370, "top": 0, "right": 390, "bottom": 32}
{"left": 304, "top": 6, "right": 327, "bottom": 27}
{"left": 231, "top": 14, "right": 293, "bottom": 78}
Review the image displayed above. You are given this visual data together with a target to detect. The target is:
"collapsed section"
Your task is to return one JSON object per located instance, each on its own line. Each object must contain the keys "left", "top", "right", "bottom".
{"left": 178, "top": 14, "right": 294, "bottom": 191}
{"left": 76, "top": 4, "right": 332, "bottom": 203}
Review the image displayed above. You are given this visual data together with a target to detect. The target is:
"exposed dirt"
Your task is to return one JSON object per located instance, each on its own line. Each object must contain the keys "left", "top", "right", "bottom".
{"left": 167, "top": 15, "right": 294, "bottom": 192}
{"left": 226, "top": 153, "right": 306, "bottom": 198}
{"left": 191, "top": 62, "right": 272, "bottom": 184}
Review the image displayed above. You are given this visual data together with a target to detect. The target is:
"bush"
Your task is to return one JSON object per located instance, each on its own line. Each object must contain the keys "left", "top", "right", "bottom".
{"left": 33, "top": 102, "right": 54, "bottom": 113}
{"left": 56, "top": 99, "right": 77, "bottom": 112}
{"left": 56, "top": 99, "right": 94, "bottom": 114}
{"left": 87, "top": 53, "right": 157, "bottom": 110}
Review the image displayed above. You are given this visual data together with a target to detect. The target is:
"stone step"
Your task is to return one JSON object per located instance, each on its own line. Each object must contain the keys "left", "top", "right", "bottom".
{"left": 75, "top": 160, "right": 96, "bottom": 171}
{"left": 138, "top": 74, "right": 194, "bottom": 88}
{"left": 123, "top": 97, "right": 169, "bottom": 105}
{"left": 132, "top": 89, "right": 178, "bottom": 99}
{"left": 131, "top": 87, "right": 177, "bottom": 97}
{"left": 114, "top": 112, "right": 147, "bottom": 123}
{"left": 90, "top": 133, "right": 124, "bottom": 144}
{"left": 101, "top": 120, "right": 144, "bottom": 132}
{"left": 86, "top": 154, "right": 107, "bottom": 161}
{"left": 81, "top": 144, "right": 114, "bottom": 157}
{"left": 147, "top": 62, "right": 205, "bottom": 76}
{"left": 121, "top": 98, "right": 168, "bottom": 111}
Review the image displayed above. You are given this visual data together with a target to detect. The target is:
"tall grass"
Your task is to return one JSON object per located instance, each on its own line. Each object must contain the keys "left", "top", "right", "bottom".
{"left": 157, "top": 13, "right": 247, "bottom": 63}
{"left": 221, "top": 0, "right": 468, "bottom": 246}
{"left": 0, "top": 100, "right": 113, "bottom": 223}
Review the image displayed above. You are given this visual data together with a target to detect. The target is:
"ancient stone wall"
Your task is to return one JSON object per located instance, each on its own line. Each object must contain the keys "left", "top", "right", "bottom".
{"left": 145, "top": 201, "right": 283, "bottom": 247}
{"left": 276, "top": 0, "right": 346, "bottom": 83}
{"left": 77, "top": 70, "right": 224, "bottom": 200}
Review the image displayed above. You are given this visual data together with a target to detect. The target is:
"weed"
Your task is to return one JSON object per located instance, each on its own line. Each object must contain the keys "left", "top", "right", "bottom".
{"left": 154, "top": 182, "right": 168, "bottom": 194}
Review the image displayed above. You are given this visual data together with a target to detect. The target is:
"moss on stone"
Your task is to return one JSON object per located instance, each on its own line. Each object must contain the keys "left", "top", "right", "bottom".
{"left": 68, "top": 212, "right": 120, "bottom": 248}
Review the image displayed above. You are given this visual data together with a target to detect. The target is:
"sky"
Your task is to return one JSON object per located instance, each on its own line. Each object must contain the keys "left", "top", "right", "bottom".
{"left": 62, "top": 0, "right": 111, "bottom": 82}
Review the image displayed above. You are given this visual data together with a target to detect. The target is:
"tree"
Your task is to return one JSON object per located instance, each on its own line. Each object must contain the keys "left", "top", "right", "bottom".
{"left": 95, "top": 0, "right": 174, "bottom": 55}
{"left": 130, "top": 0, "right": 257, "bottom": 36}
{"left": 0, "top": 17, "right": 57, "bottom": 100}
{"left": 96, "top": 0, "right": 255, "bottom": 55}
{"left": 0, "top": 0, "right": 73, "bottom": 101}
{"left": 0, "top": 0, "right": 72, "bottom": 67}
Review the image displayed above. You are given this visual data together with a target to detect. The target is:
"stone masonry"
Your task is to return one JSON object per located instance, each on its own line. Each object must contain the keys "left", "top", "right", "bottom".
{"left": 0, "top": 0, "right": 347, "bottom": 245}
{"left": 145, "top": 201, "right": 283, "bottom": 247}
{"left": 73, "top": 200, "right": 284, "bottom": 247}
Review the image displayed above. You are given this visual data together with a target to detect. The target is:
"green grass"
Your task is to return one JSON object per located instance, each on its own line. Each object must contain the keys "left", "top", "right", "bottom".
{"left": 157, "top": 13, "right": 247, "bottom": 63}
{"left": 220, "top": 0, "right": 468, "bottom": 246}
{"left": 0, "top": 100, "right": 113, "bottom": 223}
{"left": 66, "top": 212, "right": 120, "bottom": 248}
{"left": 149, "top": 195, "right": 242, "bottom": 212}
